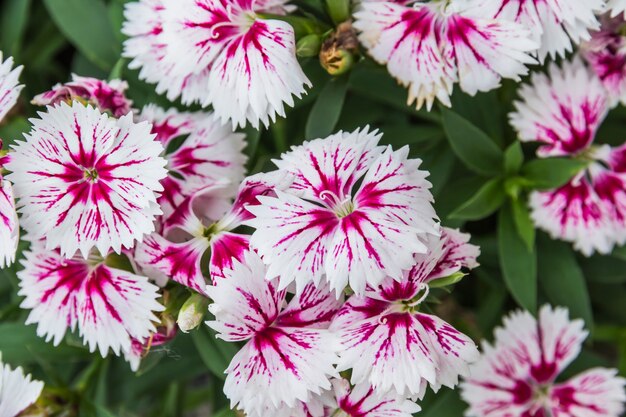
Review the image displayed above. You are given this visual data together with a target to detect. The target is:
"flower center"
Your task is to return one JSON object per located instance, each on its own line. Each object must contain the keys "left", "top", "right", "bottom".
{"left": 83, "top": 167, "right": 99, "bottom": 182}
{"left": 320, "top": 190, "right": 354, "bottom": 218}
{"left": 529, "top": 384, "right": 552, "bottom": 416}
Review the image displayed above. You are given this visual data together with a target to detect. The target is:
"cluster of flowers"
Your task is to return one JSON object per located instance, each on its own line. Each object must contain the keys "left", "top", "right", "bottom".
{"left": 0, "top": 0, "right": 626, "bottom": 416}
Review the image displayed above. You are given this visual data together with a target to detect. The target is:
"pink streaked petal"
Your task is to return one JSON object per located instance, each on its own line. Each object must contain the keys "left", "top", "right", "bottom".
{"left": 160, "top": 190, "right": 207, "bottom": 237}
{"left": 427, "top": 227, "right": 480, "bottom": 281}
{"left": 138, "top": 104, "right": 201, "bottom": 146}
{"left": 32, "top": 75, "right": 133, "bottom": 117}
{"left": 444, "top": 13, "right": 536, "bottom": 97}
{"left": 7, "top": 104, "right": 167, "bottom": 258}
{"left": 510, "top": 58, "right": 609, "bottom": 158}
{"left": 246, "top": 191, "right": 339, "bottom": 292}
{"left": 353, "top": 2, "right": 455, "bottom": 110}
{"left": 206, "top": 251, "right": 283, "bottom": 341}
{"left": 223, "top": 326, "right": 338, "bottom": 414}
{"left": 209, "top": 232, "right": 249, "bottom": 281}
{"left": 18, "top": 245, "right": 164, "bottom": 357}
{"left": 0, "top": 362, "right": 44, "bottom": 417}
{"left": 0, "top": 180, "right": 18, "bottom": 268}
{"left": 135, "top": 234, "right": 210, "bottom": 295}
{"left": 529, "top": 175, "right": 613, "bottom": 256}
{"left": 124, "top": 320, "right": 177, "bottom": 371}
{"left": 274, "top": 127, "right": 384, "bottom": 204}
{"left": 608, "top": 143, "right": 626, "bottom": 173}
{"left": 550, "top": 368, "right": 626, "bottom": 417}
{"left": 277, "top": 282, "right": 344, "bottom": 329}
{"left": 592, "top": 168, "right": 626, "bottom": 246}
{"left": 333, "top": 379, "right": 421, "bottom": 417}
{"left": 206, "top": 18, "right": 311, "bottom": 129}
{"left": 0, "top": 52, "right": 23, "bottom": 123}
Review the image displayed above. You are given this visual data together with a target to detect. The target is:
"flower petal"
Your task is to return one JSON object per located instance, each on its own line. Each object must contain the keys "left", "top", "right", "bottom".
{"left": 135, "top": 234, "right": 210, "bottom": 295}
{"left": 206, "top": 19, "right": 311, "bottom": 128}
{"left": 206, "top": 251, "right": 283, "bottom": 341}
{"left": 7, "top": 103, "right": 167, "bottom": 258}
{"left": 277, "top": 282, "right": 344, "bottom": 329}
{"left": 0, "top": 180, "right": 18, "bottom": 268}
{"left": 427, "top": 227, "right": 480, "bottom": 281}
{"left": 551, "top": 368, "right": 626, "bottom": 417}
{"left": 209, "top": 232, "right": 249, "bottom": 280}
{"left": 608, "top": 0, "right": 626, "bottom": 18}
{"left": 0, "top": 362, "right": 44, "bottom": 417}
{"left": 333, "top": 379, "right": 421, "bottom": 417}
{"left": 510, "top": 58, "right": 609, "bottom": 158}
{"left": 0, "top": 52, "right": 23, "bottom": 123}
{"left": 18, "top": 245, "right": 164, "bottom": 357}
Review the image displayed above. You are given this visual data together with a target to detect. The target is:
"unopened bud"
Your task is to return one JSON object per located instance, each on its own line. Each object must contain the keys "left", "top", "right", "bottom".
{"left": 177, "top": 293, "right": 209, "bottom": 333}
{"left": 326, "top": 0, "right": 350, "bottom": 24}
{"left": 297, "top": 34, "right": 322, "bottom": 58}
{"left": 319, "top": 21, "right": 359, "bottom": 76}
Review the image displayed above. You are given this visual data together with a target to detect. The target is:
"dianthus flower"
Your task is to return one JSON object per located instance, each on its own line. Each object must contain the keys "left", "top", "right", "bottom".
{"left": 330, "top": 228, "right": 480, "bottom": 397}
{"left": 206, "top": 250, "right": 341, "bottom": 416}
{"left": 0, "top": 52, "right": 23, "bottom": 268}
{"left": 122, "top": 0, "right": 310, "bottom": 128}
{"left": 18, "top": 241, "right": 165, "bottom": 358}
{"left": 0, "top": 358, "right": 44, "bottom": 417}
{"left": 6, "top": 102, "right": 168, "bottom": 258}
{"left": 246, "top": 126, "right": 439, "bottom": 296}
{"left": 510, "top": 58, "right": 626, "bottom": 255}
{"left": 32, "top": 74, "right": 133, "bottom": 117}
{"left": 479, "top": 0, "right": 604, "bottom": 62}
{"left": 137, "top": 104, "right": 247, "bottom": 218}
{"left": 461, "top": 305, "right": 626, "bottom": 417}
{"left": 353, "top": 0, "right": 537, "bottom": 110}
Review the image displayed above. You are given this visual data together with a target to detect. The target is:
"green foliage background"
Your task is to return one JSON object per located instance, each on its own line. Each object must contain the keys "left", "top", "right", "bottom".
{"left": 1, "top": 0, "right": 625, "bottom": 415}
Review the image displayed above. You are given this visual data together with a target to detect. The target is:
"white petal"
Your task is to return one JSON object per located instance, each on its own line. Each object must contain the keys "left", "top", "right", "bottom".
{"left": 0, "top": 180, "right": 18, "bottom": 268}
{"left": 0, "top": 362, "right": 44, "bottom": 417}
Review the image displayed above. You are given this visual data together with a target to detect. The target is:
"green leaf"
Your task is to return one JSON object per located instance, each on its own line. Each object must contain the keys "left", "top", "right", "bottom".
{"left": 537, "top": 234, "right": 593, "bottom": 330}
{"left": 511, "top": 197, "right": 535, "bottom": 251}
{"left": 190, "top": 328, "right": 237, "bottom": 380}
{"left": 581, "top": 255, "right": 626, "bottom": 284}
{"left": 441, "top": 108, "right": 504, "bottom": 177}
{"left": 1, "top": 0, "right": 31, "bottom": 57}
{"left": 498, "top": 202, "right": 537, "bottom": 312}
{"left": 504, "top": 142, "right": 524, "bottom": 175}
{"left": 305, "top": 75, "right": 349, "bottom": 139}
{"left": 43, "top": 0, "right": 120, "bottom": 70}
{"left": 428, "top": 272, "right": 466, "bottom": 288}
{"left": 450, "top": 178, "right": 506, "bottom": 220}
{"left": 521, "top": 158, "right": 588, "bottom": 190}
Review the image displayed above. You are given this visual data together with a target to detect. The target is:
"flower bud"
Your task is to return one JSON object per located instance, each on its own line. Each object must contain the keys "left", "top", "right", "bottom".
{"left": 177, "top": 293, "right": 209, "bottom": 333}
{"left": 319, "top": 21, "right": 359, "bottom": 76}
{"left": 297, "top": 34, "right": 322, "bottom": 58}
{"left": 326, "top": 0, "right": 350, "bottom": 24}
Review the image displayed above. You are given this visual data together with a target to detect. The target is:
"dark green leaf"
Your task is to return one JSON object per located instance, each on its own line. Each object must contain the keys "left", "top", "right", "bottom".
{"left": 43, "top": 0, "right": 120, "bottom": 70}
{"left": 1, "top": 0, "right": 31, "bottom": 57}
{"left": 498, "top": 202, "right": 537, "bottom": 312}
{"left": 441, "top": 108, "right": 504, "bottom": 176}
{"left": 521, "top": 158, "right": 588, "bottom": 190}
{"left": 191, "top": 328, "right": 234, "bottom": 380}
{"left": 305, "top": 76, "right": 349, "bottom": 139}
{"left": 581, "top": 255, "right": 626, "bottom": 284}
{"left": 537, "top": 234, "right": 593, "bottom": 329}
{"left": 450, "top": 178, "right": 506, "bottom": 220}
{"left": 511, "top": 197, "right": 535, "bottom": 251}
{"left": 504, "top": 142, "right": 524, "bottom": 175}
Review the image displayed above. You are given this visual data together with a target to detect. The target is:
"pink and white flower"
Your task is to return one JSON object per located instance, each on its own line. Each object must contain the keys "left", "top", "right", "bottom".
{"left": 6, "top": 102, "right": 168, "bottom": 258}
{"left": 353, "top": 0, "right": 537, "bottom": 110}
{"left": 510, "top": 58, "right": 609, "bottom": 158}
{"left": 330, "top": 228, "right": 480, "bottom": 397}
{"left": 206, "top": 250, "right": 341, "bottom": 416}
{"left": 18, "top": 242, "right": 165, "bottom": 357}
{"left": 581, "top": 14, "right": 626, "bottom": 107}
{"left": 124, "top": 315, "right": 177, "bottom": 371}
{"left": 137, "top": 105, "right": 247, "bottom": 219}
{"left": 331, "top": 379, "right": 421, "bottom": 417}
{"left": 0, "top": 52, "right": 23, "bottom": 122}
{"left": 135, "top": 174, "right": 279, "bottom": 293}
{"left": 32, "top": 74, "right": 133, "bottom": 117}
{"left": 0, "top": 359, "right": 44, "bottom": 417}
{"left": 123, "top": 0, "right": 310, "bottom": 128}
{"left": 246, "top": 127, "right": 439, "bottom": 295}
{"left": 479, "top": 0, "right": 604, "bottom": 62}
{"left": 461, "top": 305, "right": 626, "bottom": 417}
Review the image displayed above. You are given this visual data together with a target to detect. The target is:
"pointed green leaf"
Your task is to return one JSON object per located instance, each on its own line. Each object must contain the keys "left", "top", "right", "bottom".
{"left": 305, "top": 75, "right": 349, "bottom": 139}
{"left": 511, "top": 197, "right": 535, "bottom": 251}
{"left": 504, "top": 142, "right": 524, "bottom": 175}
{"left": 521, "top": 158, "right": 588, "bottom": 190}
{"left": 428, "top": 272, "right": 467, "bottom": 288}
{"left": 450, "top": 178, "right": 506, "bottom": 220}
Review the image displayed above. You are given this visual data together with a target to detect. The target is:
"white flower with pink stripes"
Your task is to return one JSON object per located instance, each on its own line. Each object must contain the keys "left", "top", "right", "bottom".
{"left": 6, "top": 102, "right": 168, "bottom": 259}
{"left": 123, "top": 0, "right": 310, "bottom": 128}
{"left": 461, "top": 305, "right": 626, "bottom": 417}
{"left": 353, "top": 0, "right": 537, "bottom": 110}
{"left": 330, "top": 228, "right": 480, "bottom": 397}
{"left": 511, "top": 58, "right": 626, "bottom": 255}
{"left": 247, "top": 127, "right": 439, "bottom": 296}
{"left": 479, "top": 0, "right": 604, "bottom": 62}
{"left": 0, "top": 359, "right": 44, "bottom": 417}
{"left": 18, "top": 242, "right": 165, "bottom": 358}
{"left": 206, "top": 250, "right": 341, "bottom": 416}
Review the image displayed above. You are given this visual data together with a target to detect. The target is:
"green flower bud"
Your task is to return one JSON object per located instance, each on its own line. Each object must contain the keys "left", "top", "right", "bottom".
{"left": 177, "top": 293, "right": 209, "bottom": 333}
{"left": 297, "top": 34, "right": 322, "bottom": 58}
